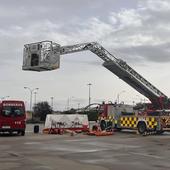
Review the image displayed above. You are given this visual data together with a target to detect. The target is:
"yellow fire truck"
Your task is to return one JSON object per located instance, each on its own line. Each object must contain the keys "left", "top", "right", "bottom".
{"left": 98, "top": 103, "right": 170, "bottom": 134}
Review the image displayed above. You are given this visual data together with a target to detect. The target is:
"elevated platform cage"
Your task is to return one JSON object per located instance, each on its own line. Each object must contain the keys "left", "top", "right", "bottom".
{"left": 22, "top": 41, "right": 60, "bottom": 71}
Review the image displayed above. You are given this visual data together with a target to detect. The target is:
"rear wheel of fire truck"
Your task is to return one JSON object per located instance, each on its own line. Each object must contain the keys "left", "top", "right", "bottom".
{"left": 100, "top": 120, "right": 106, "bottom": 131}
{"left": 156, "top": 130, "right": 164, "bottom": 135}
{"left": 137, "top": 122, "right": 147, "bottom": 134}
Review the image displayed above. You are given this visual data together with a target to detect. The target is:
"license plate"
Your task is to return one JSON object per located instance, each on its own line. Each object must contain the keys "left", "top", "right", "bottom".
{"left": 2, "top": 126, "right": 10, "bottom": 129}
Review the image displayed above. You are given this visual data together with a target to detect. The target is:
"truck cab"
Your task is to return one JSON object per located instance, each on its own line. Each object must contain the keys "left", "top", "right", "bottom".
{"left": 0, "top": 100, "right": 26, "bottom": 136}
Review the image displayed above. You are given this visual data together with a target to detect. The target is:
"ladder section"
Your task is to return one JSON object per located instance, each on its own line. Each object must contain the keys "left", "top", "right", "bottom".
{"left": 103, "top": 59, "right": 167, "bottom": 98}
{"left": 89, "top": 43, "right": 167, "bottom": 101}
{"left": 60, "top": 42, "right": 116, "bottom": 62}
{"left": 60, "top": 42, "right": 167, "bottom": 101}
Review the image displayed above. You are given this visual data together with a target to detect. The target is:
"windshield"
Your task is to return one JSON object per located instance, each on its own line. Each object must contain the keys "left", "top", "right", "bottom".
{"left": 2, "top": 106, "right": 25, "bottom": 117}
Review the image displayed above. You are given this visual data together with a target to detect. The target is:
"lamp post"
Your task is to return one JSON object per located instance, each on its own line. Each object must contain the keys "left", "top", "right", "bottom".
{"left": 78, "top": 103, "right": 80, "bottom": 110}
{"left": 34, "top": 91, "right": 37, "bottom": 106}
{"left": 117, "top": 90, "right": 126, "bottom": 104}
{"left": 67, "top": 96, "right": 75, "bottom": 110}
{"left": 67, "top": 97, "right": 70, "bottom": 110}
{"left": 24, "top": 87, "right": 39, "bottom": 112}
{"left": 0, "top": 96, "right": 10, "bottom": 100}
{"left": 87, "top": 83, "right": 92, "bottom": 107}
{"left": 50, "top": 97, "right": 54, "bottom": 110}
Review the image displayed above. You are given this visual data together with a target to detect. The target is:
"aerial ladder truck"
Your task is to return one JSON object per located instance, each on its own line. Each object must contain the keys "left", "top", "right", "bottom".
{"left": 22, "top": 41, "right": 170, "bottom": 134}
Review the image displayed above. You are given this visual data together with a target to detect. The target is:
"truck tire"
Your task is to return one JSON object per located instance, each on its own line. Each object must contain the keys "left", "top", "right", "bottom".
{"left": 106, "top": 121, "right": 113, "bottom": 131}
{"left": 156, "top": 130, "right": 164, "bottom": 135}
{"left": 100, "top": 120, "right": 106, "bottom": 131}
{"left": 137, "top": 122, "right": 147, "bottom": 134}
{"left": 34, "top": 125, "right": 39, "bottom": 133}
{"left": 92, "top": 125, "right": 98, "bottom": 131}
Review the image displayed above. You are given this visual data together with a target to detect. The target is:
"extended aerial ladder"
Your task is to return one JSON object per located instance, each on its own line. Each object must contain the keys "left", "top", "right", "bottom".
{"left": 23, "top": 41, "right": 170, "bottom": 109}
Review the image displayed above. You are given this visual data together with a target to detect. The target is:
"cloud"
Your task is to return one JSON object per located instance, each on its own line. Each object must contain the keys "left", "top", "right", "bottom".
{"left": 140, "top": 0, "right": 170, "bottom": 12}
{"left": 110, "top": 9, "right": 142, "bottom": 28}
{"left": 117, "top": 42, "right": 170, "bottom": 63}
{"left": 1, "top": 0, "right": 170, "bottom": 68}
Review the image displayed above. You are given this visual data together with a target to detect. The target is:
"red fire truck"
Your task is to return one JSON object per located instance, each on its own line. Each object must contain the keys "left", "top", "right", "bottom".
{"left": 0, "top": 100, "right": 26, "bottom": 136}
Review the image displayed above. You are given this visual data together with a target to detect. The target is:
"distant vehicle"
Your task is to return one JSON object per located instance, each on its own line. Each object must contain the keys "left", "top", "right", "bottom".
{"left": 0, "top": 100, "right": 26, "bottom": 136}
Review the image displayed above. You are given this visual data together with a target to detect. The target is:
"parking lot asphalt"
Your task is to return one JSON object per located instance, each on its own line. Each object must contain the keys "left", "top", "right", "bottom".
{"left": 0, "top": 124, "right": 170, "bottom": 170}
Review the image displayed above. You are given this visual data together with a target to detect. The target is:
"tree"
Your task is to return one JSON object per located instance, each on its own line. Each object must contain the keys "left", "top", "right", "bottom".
{"left": 62, "top": 108, "right": 76, "bottom": 114}
{"left": 82, "top": 110, "right": 98, "bottom": 121}
{"left": 33, "top": 101, "right": 52, "bottom": 121}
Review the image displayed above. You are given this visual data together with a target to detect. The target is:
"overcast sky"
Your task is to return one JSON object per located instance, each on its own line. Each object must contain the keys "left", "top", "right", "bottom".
{"left": 1, "top": 0, "right": 170, "bottom": 110}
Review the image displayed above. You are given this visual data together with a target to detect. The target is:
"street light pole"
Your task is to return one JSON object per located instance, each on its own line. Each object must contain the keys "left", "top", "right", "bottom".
{"left": 67, "top": 96, "right": 75, "bottom": 110}
{"left": 51, "top": 97, "right": 54, "bottom": 110}
{"left": 117, "top": 90, "right": 126, "bottom": 104}
{"left": 34, "top": 92, "right": 37, "bottom": 106}
{"left": 78, "top": 103, "right": 80, "bottom": 110}
{"left": 87, "top": 83, "right": 92, "bottom": 107}
{"left": 24, "top": 87, "right": 39, "bottom": 112}
{"left": 67, "top": 97, "right": 70, "bottom": 110}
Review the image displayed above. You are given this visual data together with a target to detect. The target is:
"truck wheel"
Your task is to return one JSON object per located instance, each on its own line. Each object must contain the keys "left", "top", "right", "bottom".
{"left": 137, "top": 122, "right": 147, "bottom": 134}
{"left": 9, "top": 131, "right": 13, "bottom": 136}
{"left": 106, "top": 121, "right": 113, "bottom": 131}
{"left": 100, "top": 120, "right": 106, "bottom": 131}
{"left": 21, "top": 130, "right": 25, "bottom": 136}
{"left": 92, "top": 125, "right": 98, "bottom": 131}
{"left": 34, "top": 125, "right": 39, "bottom": 133}
{"left": 156, "top": 130, "right": 164, "bottom": 135}
{"left": 115, "top": 128, "right": 122, "bottom": 132}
